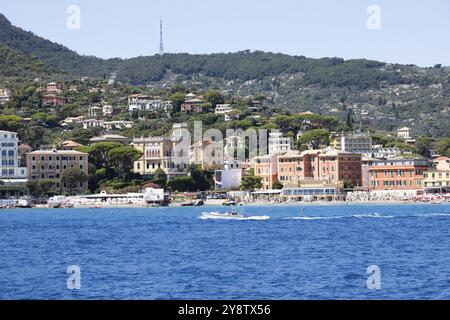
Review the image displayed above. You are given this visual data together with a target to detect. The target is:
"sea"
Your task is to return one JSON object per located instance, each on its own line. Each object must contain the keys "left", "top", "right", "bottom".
{"left": 0, "top": 204, "right": 449, "bottom": 300}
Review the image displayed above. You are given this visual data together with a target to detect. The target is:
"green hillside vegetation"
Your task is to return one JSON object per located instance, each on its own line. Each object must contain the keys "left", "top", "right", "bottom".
{"left": 0, "top": 13, "right": 449, "bottom": 138}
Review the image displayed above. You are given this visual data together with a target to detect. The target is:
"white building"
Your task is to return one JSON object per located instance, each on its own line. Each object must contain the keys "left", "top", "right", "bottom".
{"left": 268, "top": 132, "right": 292, "bottom": 155}
{"left": 340, "top": 131, "right": 373, "bottom": 157}
{"left": 398, "top": 127, "right": 412, "bottom": 140}
{"left": 145, "top": 100, "right": 172, "bottom": 112}
{"left": 87, "top": 106, "right": 102, "bottom": 117}
{"left": 372, "top": 145, "right": 403, "bottom": 160}
{"left": 214, "top": 168, "right": 242, "bottom": 190}
{"left": 128, "top": 94, "right": 151, "bottom": 112}
{"left": 128, "top": 94, "right": 172, "bottom": 112}
{"left": 103, "top": 121, "right": 134, "bottom": 130}
{"left": 102, "top": 105, "right": 114, "bottom": 116}
{"left": 83, "top": 119, "right": 133, "bottom": 130}
{"left": 0, "top": 131, "right": 27, "bottom": 180}
{"left": 171, "top": 123, "right": 189, "bottom": 141}
{"left": 83, "top": 119, "right": 104, "bottom": 130}
{"left": 62, "top": 116, "right": 85, "bottom": 127}
{"left": 0, "top": 88, "right": 12, "bottom": 104}
{"left": 215, "top": 104, "right": 234, "bottom": 115}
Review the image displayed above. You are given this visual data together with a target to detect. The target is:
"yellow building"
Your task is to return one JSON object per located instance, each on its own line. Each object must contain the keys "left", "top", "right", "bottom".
{"left": 424, "top": 156, "right": 450, "bottom": 193}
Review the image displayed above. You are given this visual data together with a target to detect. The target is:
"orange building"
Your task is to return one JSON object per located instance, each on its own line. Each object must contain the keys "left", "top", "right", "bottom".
{"left": 42, "top": 94, "right": 68, "bottom": 106}
{"left": 253, "top": 155, "right": 278, "bottom": 190}
{"left": 369, "top": 158, "right": 430, "bottom": 191}
{"left": 255, "top": 148, "right": 362, "bottom": 190}
{"left": 277, "top": 149, "right": 362, "bottom": 187}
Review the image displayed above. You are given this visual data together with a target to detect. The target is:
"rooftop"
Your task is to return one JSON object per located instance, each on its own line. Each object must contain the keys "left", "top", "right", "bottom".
{"left": 28, "top": 149, "right": 87, "bottom": 155}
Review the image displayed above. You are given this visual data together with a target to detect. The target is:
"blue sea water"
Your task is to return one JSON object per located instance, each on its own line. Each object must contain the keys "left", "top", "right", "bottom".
{"left": 0, "top": 204, "right": 449, "bottom": 300}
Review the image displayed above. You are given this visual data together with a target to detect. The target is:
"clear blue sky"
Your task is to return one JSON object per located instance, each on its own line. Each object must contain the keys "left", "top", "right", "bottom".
{"left": 1, "top": 0, "right": 449, "bottom": 66}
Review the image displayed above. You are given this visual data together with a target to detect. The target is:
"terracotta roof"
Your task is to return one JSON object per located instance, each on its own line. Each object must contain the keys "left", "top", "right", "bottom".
{"left": 62, "top": 140, "right": 84, "bottom": 147}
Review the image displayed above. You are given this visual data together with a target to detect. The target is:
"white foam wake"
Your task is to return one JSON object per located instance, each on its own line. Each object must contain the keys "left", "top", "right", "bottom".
{"left": 200, "top": 215, "right": 271, "bottom": 221}
{"left": 285, "top": 213, "right": 394, "bottom": 220}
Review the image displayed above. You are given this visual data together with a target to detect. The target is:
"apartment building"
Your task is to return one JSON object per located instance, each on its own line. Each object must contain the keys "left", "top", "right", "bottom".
{"left": 340, "top": 131, "right": 372, "bottom": 157}
{"left": 26, "top": 149, "right": 89, "bottom": 193}
{"left": 253, "top": 154, "right": 278, "bottom": 190}
{"left": 277, "top": 149, "right": 362, "bottom": 188}
{"left": 0, "top": 130, "right": 27, "bottom": 180}
{"left": 368, "top": 158, "right": 430, "bottom": 191}
{"left": 423, "top": 156, "right": 450, "bottom": 193}
{"left": 268, "top": 132, "right": 292, "bottom": 155}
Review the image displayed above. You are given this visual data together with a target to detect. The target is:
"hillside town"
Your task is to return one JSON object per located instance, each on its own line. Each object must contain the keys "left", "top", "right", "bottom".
{"left": 0, "top": 79, "right": 449, "bottom": 208}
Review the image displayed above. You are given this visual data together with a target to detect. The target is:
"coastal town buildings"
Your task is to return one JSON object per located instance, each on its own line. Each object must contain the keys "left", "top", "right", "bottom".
{"left": 128, "top": 95, "right": 172, "bottom": 112}
{"left": 372, "top": 145, "right": 404, "bottom": 160}
{"left": 0, "top": 131, "right": 27, "bottom": 180}
{"left": 189, "top": 139, "right": 224, "bottom": 171}
{"left": 368, "top": 158, "right": 430, "bottom": 191}
{"left": 276, "top": 149, "right": 362, "bottom": 188}
{"left": 26, "top": 149, "right": 89, "bottom": 193}
{"left": 0, "top": 88, "right": 11, "bottom": 104}
{"left": 82, "top": 119, "right": 134, "bottom": 130}
{"left": 340, "top": 131, "right": 372, "bottom": 157}
{"left": 87, "top": 106, "right": 102, "bottom": 117}
{"left": 42, "top": 94, "right": 68, "bottom": 106}
{"left": 268, "top": 132, "right": 292, "bottom": 155}
{"left": 397, "top": 127, "right": 416, "bottom": 145}
{"left": 60, "top": 140, "right": 84, "bottom": 151}
{"left": 132, "top": 136, "right": 188, "bottom": 178}
{"left": 46, "top": 82, "right": 62, "bottom": 94}
{"left": 62, "top": 116, "right": 85, "bottom": 128}
{"left": 214, "top": 104, "right": 233, "bottom": 114}
{"left": 181, "top": 93, "right": 207, "bottom": 113}
{"left": 102, "top": 105, "right": 114, "bottom": 116}
{"left": 253, "top": 154, "right": 279, "bottom": 190}
{"left": 214, "top": 164, "right": 243, "bottom": 190}
{"left": 398, "top": 127, "right": 412, "bottom": 140}
{"left": 423, "top": 157, "right": 450, "bottom": 193}
{"left": 128, "top": 94, "right": 150, "bottom": 112}
{"left": 89, "top": 134, "right": 130, "bottom": 145}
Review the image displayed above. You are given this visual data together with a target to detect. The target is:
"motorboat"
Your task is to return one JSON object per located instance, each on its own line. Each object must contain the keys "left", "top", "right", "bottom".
{"left": 201, "top": 210, "right": 245, "bottom": 219}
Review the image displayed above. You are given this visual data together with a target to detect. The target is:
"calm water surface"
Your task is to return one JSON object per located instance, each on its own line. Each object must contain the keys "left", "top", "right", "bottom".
{"left": 0, "top": 204, "right": 449, "bottom": 299}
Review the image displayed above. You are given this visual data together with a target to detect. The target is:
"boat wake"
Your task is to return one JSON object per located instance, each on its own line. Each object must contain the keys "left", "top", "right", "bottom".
{"left": 200, "top": 215, "right": 271, "bottom": 221}
{"left": 286, "top": 213, "right": 394, "bottom": 220}
{"left": 413, "top": 212, "right": 450, "bottom": 218}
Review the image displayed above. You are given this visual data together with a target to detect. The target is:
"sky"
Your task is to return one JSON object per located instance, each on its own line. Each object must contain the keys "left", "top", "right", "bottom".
{"left": 1, "top": 0, "right": 449, "bottom": 66}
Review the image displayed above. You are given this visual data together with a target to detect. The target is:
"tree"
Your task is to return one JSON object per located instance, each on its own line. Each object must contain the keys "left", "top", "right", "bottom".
{"left": 345, "top": 111, "right": 353, "bottom": 130}
{"left": 169, "top": 92, "right": 186, "bottom": 113}
{"left": 272, "top": 180, "right": 284, "bottom": 190}
{"left": 241, "top": 169, "right": 263, "bottom": 190}
{"left": 153, "top": 168, "right": 168, "bottom": 187}
{"left": 188, "top": 165, "right": 211, "bottom": 191}
{"left": 344, "top": 179, "right": 354, "bottom": 190}
{"left": 296, "top": 129, "right": 330, "bottom": 150}
{"left": 436, "top": 137, "right": 450, "bottom": 157}
{"left": 39, "top": 180, "right": 55, "bottom": 196}
{"left": 241, "top": 175, "right": 263, "bottom": 191}
{"left": 167, "top": 176, "right": 196, "bottom": 192}
{"left": 415, "top": 136, "right": 434, "bottom": 158}
{"left": 26, "top": 181, "right": 41, "bottom": 198}
{"left": 204, "top": 90, "right": 225, "bottom": 107}
{"left": 0, "top": 115, "right": 23, "bottom": 132}
{"left": 62, "top": 168, "right": 88, "bottom": 195}
{"left": 26, "top": 180, "right": 54, "bottom": 198}
{"left": 80, "top": 142, "right": 124, "bottom": 170}
{"left": 108, "top": 146, "right": 142, "bottom": 180}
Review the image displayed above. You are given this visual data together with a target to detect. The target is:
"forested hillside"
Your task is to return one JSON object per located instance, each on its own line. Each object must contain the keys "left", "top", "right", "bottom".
{"left": 0, "top": 13, "right": 448, "bottom": 137}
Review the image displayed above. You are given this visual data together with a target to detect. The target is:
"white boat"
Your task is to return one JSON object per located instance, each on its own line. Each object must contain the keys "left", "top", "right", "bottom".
{"left": 201, "top": 210, "right": 245, "bottom": 220}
